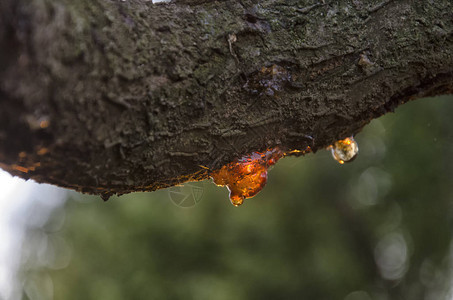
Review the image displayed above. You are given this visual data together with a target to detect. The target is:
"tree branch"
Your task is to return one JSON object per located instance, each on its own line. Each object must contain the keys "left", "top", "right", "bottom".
{"left": 0, "top": 0, "right": 452, "bottom": 197}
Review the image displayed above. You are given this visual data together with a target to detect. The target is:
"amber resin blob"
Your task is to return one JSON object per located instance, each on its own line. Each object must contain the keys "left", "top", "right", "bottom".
{"left": 210, "top": 137, "right": 359, "bottom": 206}
{"left": 329, "top": 137, "right": 359, "bottom": 164}
{"left": 211, "top": 148, "right": 284, "bottom": 207}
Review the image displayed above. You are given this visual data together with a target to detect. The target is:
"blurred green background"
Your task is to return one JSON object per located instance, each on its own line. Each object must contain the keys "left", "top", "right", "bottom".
{"left": 23, "top": 96, "right": 453, "bottom": 300}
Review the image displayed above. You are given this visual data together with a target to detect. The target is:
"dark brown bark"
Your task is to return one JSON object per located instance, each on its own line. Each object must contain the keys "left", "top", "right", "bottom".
{"left": 0, "top": 0, "right": 452, "bottom": 198}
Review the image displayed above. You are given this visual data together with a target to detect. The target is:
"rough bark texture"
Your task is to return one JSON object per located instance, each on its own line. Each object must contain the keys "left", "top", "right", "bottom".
{"left": 0, "top": 0, "right": 452, "bottom": 197}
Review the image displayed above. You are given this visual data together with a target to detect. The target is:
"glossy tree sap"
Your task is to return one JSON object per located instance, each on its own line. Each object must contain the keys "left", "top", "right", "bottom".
{"left": 211, "top": 148, "right": 284, "bottom": 207}
{"left": 329, "top": 137, "right": 359, "bottom": 164}
{"left": 211, "top": 137, "right": 358, "bottom": 206}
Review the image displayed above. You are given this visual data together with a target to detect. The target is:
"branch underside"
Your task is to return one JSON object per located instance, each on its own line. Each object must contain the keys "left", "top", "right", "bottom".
{"left": 0, "top": 0, "right": 452, "bottom": 196}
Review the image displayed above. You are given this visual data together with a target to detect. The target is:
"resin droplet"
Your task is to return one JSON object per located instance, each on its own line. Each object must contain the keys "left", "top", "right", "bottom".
{"left": 329, "top": 137, "right": 359, "bottom": 164}
{"left": 211, "top": 148, "right": 283, "bottom": 206}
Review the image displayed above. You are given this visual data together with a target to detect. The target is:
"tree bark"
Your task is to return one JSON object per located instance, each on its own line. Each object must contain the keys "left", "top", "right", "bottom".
{"left": 0, "top": 0, "right": 452, "bottom": 197}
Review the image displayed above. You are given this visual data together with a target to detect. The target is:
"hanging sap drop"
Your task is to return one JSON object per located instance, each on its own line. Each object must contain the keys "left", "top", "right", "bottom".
{"left": 329, "top": 137, "right": 358, "bottom": 164}
{"left": 211, "top": 148, "right": 283, "bottom": 206}
{"left": 230, "top": 194, "right": 245, "bottom": 207}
